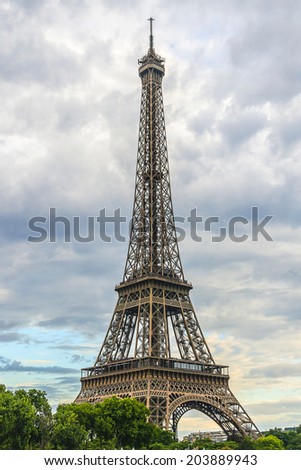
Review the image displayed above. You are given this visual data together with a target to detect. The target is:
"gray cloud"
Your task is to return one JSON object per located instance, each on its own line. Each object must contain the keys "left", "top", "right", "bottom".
{"left": 0, "top": 333, "right": 31, "bottom": 344}
{"left": 250, "top": 399, "right": 301, "bottom": 417}
{"left": 0, "top": 360, "right": 77, "bottom": 374}
{"left": 9, "top": 0, "right": 44, "bottom": 13}
{"left": 217, "top": 106, "right": 267, "bottom": 147}
{"left": 227, "top": 2, "right": 301, "bottom": 104}
{"left": 0, "top": 18, "right": 83, "bottom": 86}
{"left": 70, "top": 354, "right": 89, "bottom": 364}
{"left": 249, "top": 364, "right": 301, "bottom": 379}
{"left": 0, "top": 357, "right": 9, "bottom": 365}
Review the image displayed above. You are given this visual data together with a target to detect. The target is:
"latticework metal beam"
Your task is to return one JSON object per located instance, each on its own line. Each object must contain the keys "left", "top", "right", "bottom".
{"left": 123, "top": 44, "right": 184, "bottom": 283}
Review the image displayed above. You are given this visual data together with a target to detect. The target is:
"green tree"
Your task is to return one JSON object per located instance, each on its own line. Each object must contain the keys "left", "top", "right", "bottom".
{"left": 266, "top": 427, "right": 290, "bottom": 447}
{"left": 149, "top": 442, "right": 166, "bottom": 449}
{"left": 69, "top": 402, "right": 97, "bottom": 441}
{"left": 0, "top": 386, "right": 36, "bottom": 449}
{"left": 238, "top": 436, "right": 256, "bottom": 450}
{"left": 51, "top": 398, "right": 156, "bottom": 449}
{"left": 219, "top": 440, "right": 239, "bottom": 450}
{"left": 97, "top": 396, "right": 150, "bottom": 448}
{"left": 27, "top": 389, "right": 53, "bottom": 449}
{"left": 266, "top": 427, "right": 301, "bottom": 450}
{"left": 148, "top": 423, "right": 174, "bottom": 448}
{"left": 52, "top": 404, "right": 88, "bottom": 450}
{"left": 64, "top": 402, "right": 116, "bottom": 449}
{"left": 193, "top": 438, "right": 220, "bottom": 450}
{"left": 168, "top": 440, "right": 192, "bottom": 450}
{"left": 0, "top": 386, "right": 16, "bottom": 449}
{"left": 286, "top": 433, "right": 301, "bottom": 450}
{"left": 254, "top": 435, "right": 284, "bottom": 450}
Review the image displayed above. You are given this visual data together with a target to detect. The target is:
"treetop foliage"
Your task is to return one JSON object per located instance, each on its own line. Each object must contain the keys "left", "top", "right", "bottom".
{"left": 0, "top": 385, "right": 299, "bottom": 450}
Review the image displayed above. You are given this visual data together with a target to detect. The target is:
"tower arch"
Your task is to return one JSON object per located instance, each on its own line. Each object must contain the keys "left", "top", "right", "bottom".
{"left": 168, "top": 395, "right": 258, "bottom": 440}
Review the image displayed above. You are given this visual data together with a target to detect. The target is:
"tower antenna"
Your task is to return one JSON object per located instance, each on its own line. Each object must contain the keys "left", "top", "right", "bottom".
{"left": 148, "top": 17, "right": 154, "bottom": 50}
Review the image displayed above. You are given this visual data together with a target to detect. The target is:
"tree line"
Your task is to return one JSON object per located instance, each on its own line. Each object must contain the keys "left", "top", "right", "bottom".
{"left": 0, "top": 385, "right": 299, "bottom": 450}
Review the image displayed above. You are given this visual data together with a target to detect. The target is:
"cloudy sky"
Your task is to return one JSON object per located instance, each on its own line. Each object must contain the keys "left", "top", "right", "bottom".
{"left": 1, "top": 0, "right": 301, "bottom": 437}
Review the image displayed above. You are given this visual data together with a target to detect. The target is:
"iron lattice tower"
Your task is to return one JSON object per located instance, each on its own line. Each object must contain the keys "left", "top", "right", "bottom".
{"left": 76, "top": 19, "right": 260, "bottom": 440}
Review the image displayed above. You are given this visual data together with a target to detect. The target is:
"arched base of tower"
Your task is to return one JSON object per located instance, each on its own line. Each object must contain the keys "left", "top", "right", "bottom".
{"left": 75, "top": 356, "right": 261, "bottom": 441}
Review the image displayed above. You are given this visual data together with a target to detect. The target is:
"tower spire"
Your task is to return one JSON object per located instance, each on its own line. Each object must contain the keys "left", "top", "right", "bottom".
{"left": 148, "top": 17, "right": 154, "bottom": 50}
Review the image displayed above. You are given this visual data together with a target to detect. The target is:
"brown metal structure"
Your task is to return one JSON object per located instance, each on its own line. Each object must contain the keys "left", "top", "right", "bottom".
{"left": 76, "top": 19, "right": 260, "bottom": 440}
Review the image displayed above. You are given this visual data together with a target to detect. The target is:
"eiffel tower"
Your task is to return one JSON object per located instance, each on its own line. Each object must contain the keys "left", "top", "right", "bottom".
{"left": 76, "top": 19, "right": 260, "bottom": 440}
